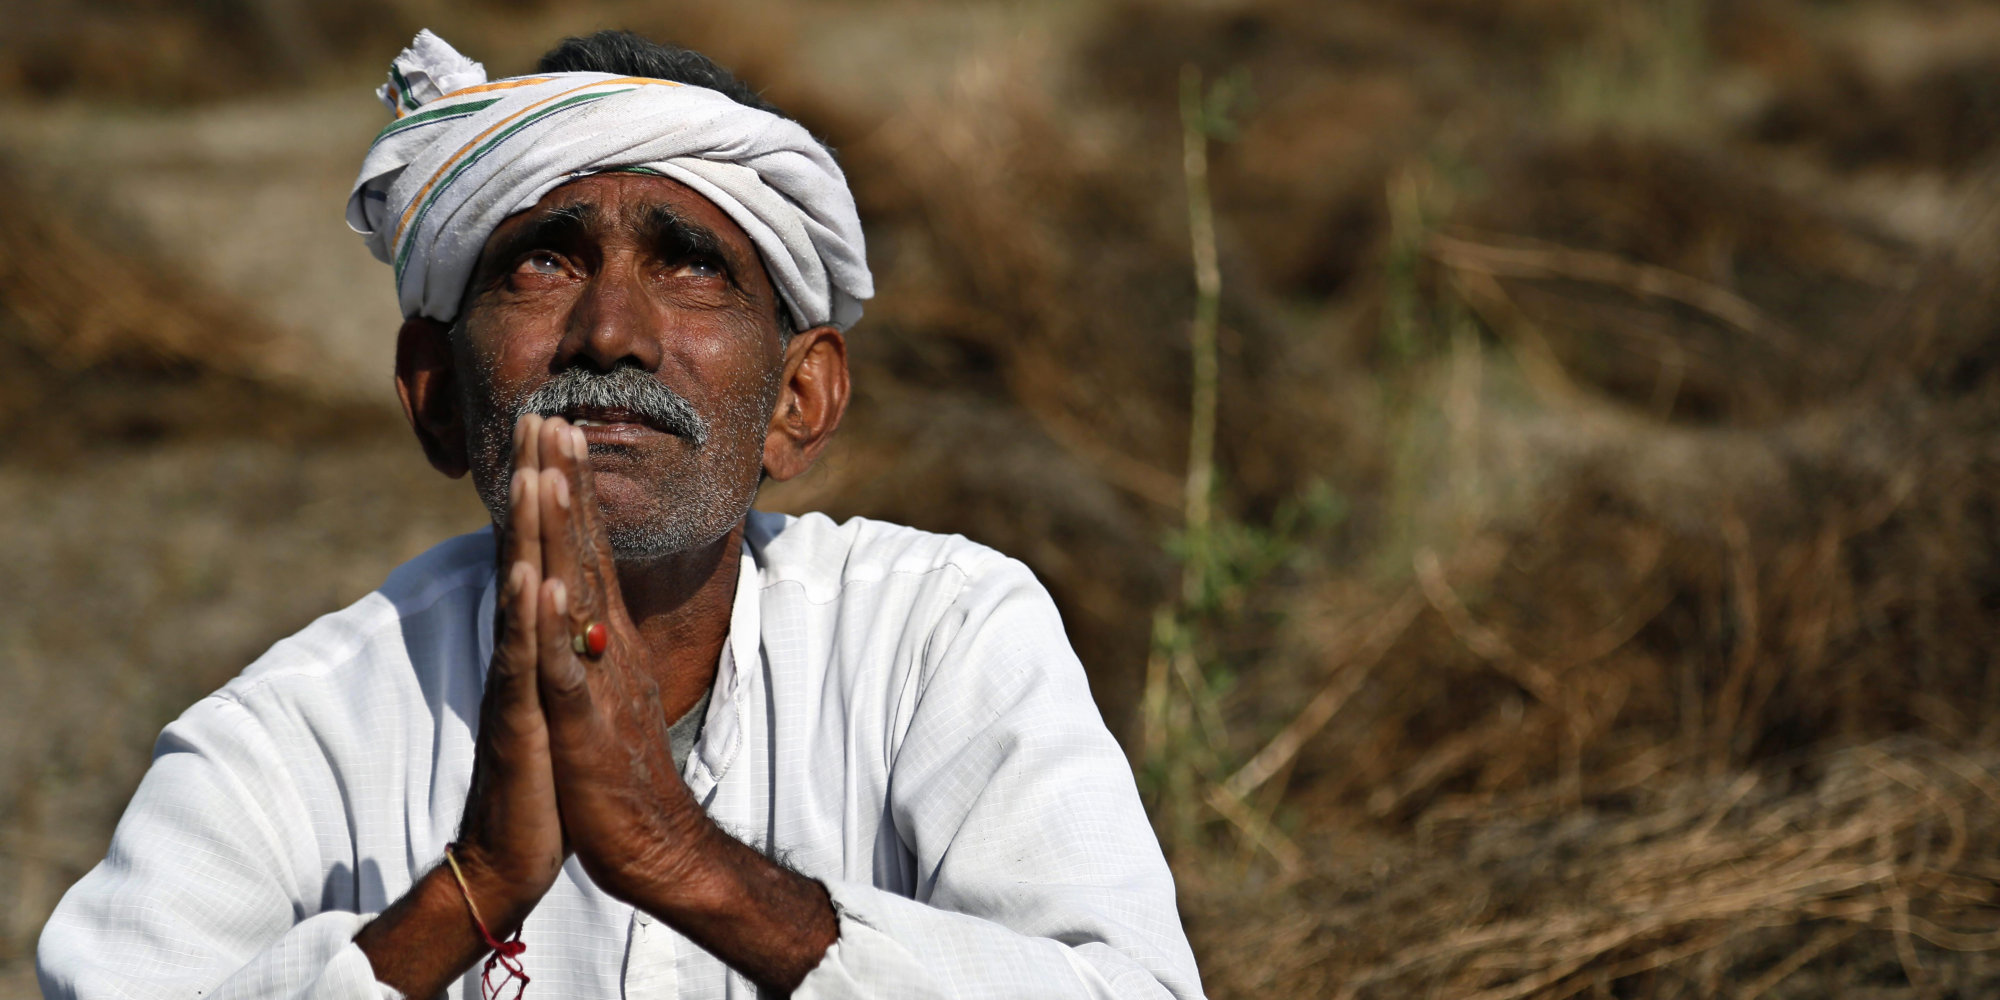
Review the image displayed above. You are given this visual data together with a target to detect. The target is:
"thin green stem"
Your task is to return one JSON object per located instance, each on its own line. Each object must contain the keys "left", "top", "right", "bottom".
{"left": 1181, "top": 63, "right": 1221, "bottom": 609}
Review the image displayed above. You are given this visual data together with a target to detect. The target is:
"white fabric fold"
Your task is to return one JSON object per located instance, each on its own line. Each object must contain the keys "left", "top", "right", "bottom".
{"left": 347, "top": 30, "right": 872, "bottom": 331}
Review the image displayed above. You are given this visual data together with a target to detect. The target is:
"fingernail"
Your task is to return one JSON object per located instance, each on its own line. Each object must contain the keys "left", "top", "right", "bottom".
{"left": 506, "top": 562, "right": 528, "bottom": 597}
{"left": 549, "top": 579, "right": 567, "bottom": 615}
{"left": 572, "top": 427, "right": 587, "bottom": 458}
{"left": 554, "top": 472, "right": 570, "bottom": 509}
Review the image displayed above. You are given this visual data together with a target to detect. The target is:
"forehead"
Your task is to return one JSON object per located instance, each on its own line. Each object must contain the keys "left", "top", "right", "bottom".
{"left": 483, "top": 171, "right": 758, "bottom": 258}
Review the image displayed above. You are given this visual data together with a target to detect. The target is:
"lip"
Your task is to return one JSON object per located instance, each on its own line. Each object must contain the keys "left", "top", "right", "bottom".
{"left": 554, "top": 407, "right": 676, "bottom": 446}
{"left": 569, "top": 420, "right": 662, "bottom": 448}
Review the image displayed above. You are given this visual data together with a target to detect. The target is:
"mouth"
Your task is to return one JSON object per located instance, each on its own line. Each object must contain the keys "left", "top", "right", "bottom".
{"left": 516, "top": 367, "right": 711, "bottom": 449}
{"left": 553, "top": 406, "right": 678, "bottom": 444}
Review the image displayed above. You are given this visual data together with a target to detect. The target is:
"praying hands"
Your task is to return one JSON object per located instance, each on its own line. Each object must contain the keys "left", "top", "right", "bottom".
{"left": 354, "top": 414, "right": 837, "bottom": 998}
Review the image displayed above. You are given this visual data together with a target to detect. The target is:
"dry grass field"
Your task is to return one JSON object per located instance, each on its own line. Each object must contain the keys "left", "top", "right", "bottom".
{"left": 4, "top": 1, "right": 1999, "bottom": 996}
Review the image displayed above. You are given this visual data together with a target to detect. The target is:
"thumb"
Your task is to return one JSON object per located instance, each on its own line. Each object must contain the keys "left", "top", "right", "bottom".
{"left": 535, "top": 577, "right": 600, "bottom": 741}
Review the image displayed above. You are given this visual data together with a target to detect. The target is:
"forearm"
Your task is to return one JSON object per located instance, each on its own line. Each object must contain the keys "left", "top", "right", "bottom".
{"left": 618, "top": 817, "right": 838, "bottom": 994}
{"left": 353, "top": 851, "right": 527, "bottom": 998}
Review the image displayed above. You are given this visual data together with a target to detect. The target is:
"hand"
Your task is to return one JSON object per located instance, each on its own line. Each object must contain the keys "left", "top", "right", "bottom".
{"left": 354, "top": 415, "right": 571, "bottom": 995}
{"left": 452, "top": 414, "right": 571, "bottom": 930}
{"left": 528, "top": 415, "right": 838, "bottom": 993}
{"left": 520, "top": 415, "right": 709, "bottom": 902}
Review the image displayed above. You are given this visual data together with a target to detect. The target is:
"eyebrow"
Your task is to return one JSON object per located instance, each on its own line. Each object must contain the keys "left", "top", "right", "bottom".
{"left": 485, "top": 203, "right": 595, "bottom": 267}
{"left": 640, "top": 205, "right": 735, "bottom": 277}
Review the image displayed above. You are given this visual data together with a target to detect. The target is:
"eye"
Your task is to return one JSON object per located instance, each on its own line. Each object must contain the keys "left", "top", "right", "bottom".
{"left": 677, "top": 255, "right": 725, "bottom": 280}
{"left": 520, "top": 251, "right": 567, "bottom": 276}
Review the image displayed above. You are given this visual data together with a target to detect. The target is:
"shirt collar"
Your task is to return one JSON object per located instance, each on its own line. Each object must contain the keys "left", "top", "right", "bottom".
{"left": 688, "top": 534, "right": 759, "bottom": 795}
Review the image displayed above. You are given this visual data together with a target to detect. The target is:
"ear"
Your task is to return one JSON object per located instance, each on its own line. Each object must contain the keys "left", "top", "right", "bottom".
{"left": 763, "top": 326, "right": 849, "bottom": 482}
{"left": 394, "top": 315, "right": 470, "bottom": 479}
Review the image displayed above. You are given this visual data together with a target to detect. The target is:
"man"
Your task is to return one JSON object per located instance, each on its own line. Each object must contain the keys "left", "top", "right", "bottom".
{"left": 36, "top": 28, "right": 1203, "bottom": 1000}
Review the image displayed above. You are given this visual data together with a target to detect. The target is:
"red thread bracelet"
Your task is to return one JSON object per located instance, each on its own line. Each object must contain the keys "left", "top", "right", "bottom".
{"left": 443, "top": 844, "right": 530, "bottom": 1000}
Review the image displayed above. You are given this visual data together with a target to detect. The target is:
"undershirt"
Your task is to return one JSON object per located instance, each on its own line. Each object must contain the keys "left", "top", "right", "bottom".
{"left": 667, "top": 682, "right": 711, "bottom": 775}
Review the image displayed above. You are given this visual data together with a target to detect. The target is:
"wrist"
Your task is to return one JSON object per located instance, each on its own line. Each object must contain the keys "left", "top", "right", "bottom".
{"left": 356, "top": 860, "right": 510, "bottom": 996}
{"left": 446, "top": 840, "right": 545, "bottom": 938}
{"left": 624, "top": 829, "right": 838, "bottom": 993}
{"left": 602, "top": 813, "right": 736, "bottom": 919}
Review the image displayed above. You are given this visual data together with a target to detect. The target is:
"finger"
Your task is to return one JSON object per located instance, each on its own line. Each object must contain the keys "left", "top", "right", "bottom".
{"left": 505, "top": 461, "right": 543, "bottom": 584}
{"left": 514, "top": 412, "right": 544, "bottom": 475}
{"left": 488, "top": 468, "right": 537, "bottom": 678}
{"left": 488, "top": 559, "right": 544, "bottom": 724}
{"left": 566, "top": 425, "right": 625, "bottom": 613}
{"left": 503, "top": 414, "right": 545, "bottom": 580}
{"left": 537, "top": 420, "right": 598, "bottom": 638}
{"left": 535, "top": 577, "right": 594, "bottom": 732}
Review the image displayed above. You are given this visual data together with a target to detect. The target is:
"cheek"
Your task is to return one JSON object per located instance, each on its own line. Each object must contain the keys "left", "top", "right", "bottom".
{"left": 683, "top": 311, "right": 773, "bottom": 370}
{"left": 461, "top": 320, "right": 560, "bottom": 411}
{"left": 680, "top": 320, "right": 785, "bottom": 424}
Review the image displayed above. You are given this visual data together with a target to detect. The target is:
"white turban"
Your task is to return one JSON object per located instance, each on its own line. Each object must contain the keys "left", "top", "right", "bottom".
{"left": 346, "top": 30, "right": 872, "bottom": 331}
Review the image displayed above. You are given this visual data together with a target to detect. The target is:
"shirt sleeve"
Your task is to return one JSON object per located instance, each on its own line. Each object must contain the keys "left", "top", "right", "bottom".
{"left": 36, "top": 694, "right": 402, "bottom": 1000}
{"left": 796, "top": 559, "right": 1206, "bottom": 1000}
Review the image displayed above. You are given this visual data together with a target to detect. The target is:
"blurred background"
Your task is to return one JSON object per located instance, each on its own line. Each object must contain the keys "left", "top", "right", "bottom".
{"left": 4, "top": 0, "right": 1999, "bottom": 996}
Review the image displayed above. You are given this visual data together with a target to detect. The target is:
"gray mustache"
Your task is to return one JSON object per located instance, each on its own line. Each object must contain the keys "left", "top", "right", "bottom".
{"left": 515, "top": 366, "right": 710, "bottom": 447}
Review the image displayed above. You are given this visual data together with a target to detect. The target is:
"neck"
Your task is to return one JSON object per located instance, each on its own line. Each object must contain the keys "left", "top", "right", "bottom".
{"left": 609, "top": 520, "right": 745, "bottom": 720}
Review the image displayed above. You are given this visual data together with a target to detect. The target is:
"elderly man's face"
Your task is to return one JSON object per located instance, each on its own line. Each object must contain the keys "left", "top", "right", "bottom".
{"left": 450, "top": 173, "right": 791, "bottom": 559}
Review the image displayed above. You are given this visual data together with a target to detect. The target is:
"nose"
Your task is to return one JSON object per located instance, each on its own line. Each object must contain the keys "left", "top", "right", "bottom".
{"left": 558, "top": 259, "right": 664, "bottom": 373}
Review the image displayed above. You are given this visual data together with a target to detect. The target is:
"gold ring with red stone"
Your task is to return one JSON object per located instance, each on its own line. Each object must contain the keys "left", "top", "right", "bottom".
{"left": 572, "top": 621, "right": 608, "bottom": 658}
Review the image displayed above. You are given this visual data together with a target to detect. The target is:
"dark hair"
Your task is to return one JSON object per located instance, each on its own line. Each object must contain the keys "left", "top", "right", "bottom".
{"left": 536, "top": 30, "right": 792, "bottom": 121}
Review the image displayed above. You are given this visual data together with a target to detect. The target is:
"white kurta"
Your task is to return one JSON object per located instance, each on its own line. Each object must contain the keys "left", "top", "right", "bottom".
{"left": 36, "top": 511, "right": 1204, "bottom": 999}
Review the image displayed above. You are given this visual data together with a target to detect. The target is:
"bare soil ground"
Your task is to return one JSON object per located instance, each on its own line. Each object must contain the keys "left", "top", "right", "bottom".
{"left": 5, "top": 1, "right": 1999, "bottom": 997}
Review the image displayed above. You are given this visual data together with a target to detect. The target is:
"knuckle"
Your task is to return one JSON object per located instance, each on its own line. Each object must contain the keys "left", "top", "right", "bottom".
{"left": 497, "top": 625, "right": 538, "bottom": 657}
{"left": 542, "top": 664, "right": 589, "bottom": 699}
{"left": 486, "top": 660, "right": 522, "bottom": 687}
{"left": 501, "top": 621, "right": 536, "bottom": 649}
{"left": 491, "top": 709, "right": 543, "bottom": 744}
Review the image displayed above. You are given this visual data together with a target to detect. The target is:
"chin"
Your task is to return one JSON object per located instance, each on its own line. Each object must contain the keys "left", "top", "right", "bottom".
{"left": 606, "top": 523, "right": 731, "bottom": 562}
{"left": 606, "top": 530, "right": 689, "bottom": 562}
{"left": 600, "top": 491, "right": 756, "bottom": 563}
